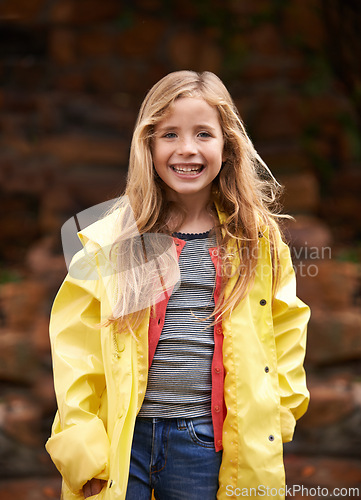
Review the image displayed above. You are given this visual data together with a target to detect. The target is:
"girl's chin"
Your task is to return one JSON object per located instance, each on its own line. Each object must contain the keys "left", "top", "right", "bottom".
{"left": 167, "top": 184, "right": 213, "bottom": 198}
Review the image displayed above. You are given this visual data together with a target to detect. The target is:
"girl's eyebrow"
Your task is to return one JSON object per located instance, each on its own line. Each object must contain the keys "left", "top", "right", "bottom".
{"left": 156, "top": 124, "right": 218, "bottom": 133}
{"left": 156, "top": 125, "right": 180, "bottom": 133}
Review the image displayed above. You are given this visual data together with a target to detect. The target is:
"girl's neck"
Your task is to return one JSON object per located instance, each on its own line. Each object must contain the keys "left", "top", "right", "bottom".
{"left": 176, "top": 200, "right": 214, "bottom": 233}
{"left": 165, "top": 186, "right": 214, "bottom": 233}
{"left": 176, "top": 212, "right": 214, "bottom": 234}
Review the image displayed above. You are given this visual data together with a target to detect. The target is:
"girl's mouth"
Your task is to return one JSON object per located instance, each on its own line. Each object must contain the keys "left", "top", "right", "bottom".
{"left": 170, "top": 164, "right": 205, "bottom": 175}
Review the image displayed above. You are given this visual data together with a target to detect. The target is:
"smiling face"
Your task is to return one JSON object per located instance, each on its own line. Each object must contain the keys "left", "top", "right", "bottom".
{"left": 152, "top": 97, "right": 225, "bottom": 203}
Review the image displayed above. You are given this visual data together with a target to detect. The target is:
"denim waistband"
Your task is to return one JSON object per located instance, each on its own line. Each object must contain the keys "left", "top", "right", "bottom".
{"left": 136, "top": 415, "right": 212, "bottom": 425}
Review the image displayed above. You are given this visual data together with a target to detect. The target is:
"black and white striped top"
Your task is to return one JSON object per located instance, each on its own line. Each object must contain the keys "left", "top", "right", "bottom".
{"left": 138, "top": 230, "right": 217, "bottom": 418}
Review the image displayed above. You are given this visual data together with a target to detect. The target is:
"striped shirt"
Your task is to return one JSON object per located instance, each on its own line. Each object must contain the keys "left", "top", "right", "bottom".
{"left": 138, "top": 231, "right": 217, "bottom": 418}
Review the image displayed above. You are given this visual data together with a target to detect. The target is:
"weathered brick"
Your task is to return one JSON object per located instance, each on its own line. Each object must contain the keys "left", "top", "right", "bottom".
{"left": 34, "top": 133, "right": 128, "bottom": 165}
{"left": 115, "top": 17, "right": 165, "bottom": 57}
{"left": 279, "top": 172, "right": 320, "bottom": 213}
{"left": 296, "top": 259, "right": 359, "bottom": 312}
{"left": 32, "top": 372, "right": 57, "bottom": 415}
{"left": 54, "top": 69, "right": 86, "bottom": 92}
{"left": 300, "top": 380, "right": 355, "bottom": 428}
{"left": 246, "top": 23, "right": 281, "bottom": 56}
{"left": 50, "top": 0, "right": 121, "bottom": 26}
{"left": 0, "top": 0, "right": 360, "bottom": 489}
{"left": 254, "top": 95, "right": 304, "bottom": 141}
{"left": 306, "top": 309, "right": 361, "bottom": 365}
{"left": 283, "top": 0, "right": 326, "bottom": 50}
{"left": 0, "top": 0, "right": 46, "bottom": 22}
{"left": 0, "top": 393, "right": 42, "bottom": 447}
{"left": 285, "top": 455, "right": 361, "bottom": 491}
{"left": 49, "top": 28, "right": 77, "bottom": 65}
{"left": 0, "top": 193, "right": 41, "bottom": 262}
{"left": 285, "top": 215, "right": 332, "bottom": 253}
{"left": 63, "top": 166, "right": 127, "bottom": 207}
{"left": 0, "top": 281, "right": 46, "bottom": 331}
{"left": 26, "top": 237, "right": 66, "bottom": 280}
{"left": 78, "top": 29, "right": 115, "bottom": 57}
{"left": 86, "top": 63, "right": 119, "bottom": 93}
{"left": 0, "top": 478, "right": 61, "bottom": 500}
{"left": 0, "top": 331, "right": 37, "bottom": 384}
{"left": 168, "top": 30, "right": 222, "bottom": 73}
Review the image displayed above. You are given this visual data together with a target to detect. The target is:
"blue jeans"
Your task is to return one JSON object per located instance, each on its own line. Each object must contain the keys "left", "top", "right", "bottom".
{"left": 125, "top": 416, "right": 222, "bottom": 500}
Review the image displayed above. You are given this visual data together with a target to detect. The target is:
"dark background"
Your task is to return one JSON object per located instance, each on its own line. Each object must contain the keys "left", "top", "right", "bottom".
{"left": 0, "top": 1, "right": 360, "bottom": 498}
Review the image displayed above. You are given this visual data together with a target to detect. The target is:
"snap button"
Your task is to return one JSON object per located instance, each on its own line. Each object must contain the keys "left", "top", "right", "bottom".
{"left": 215, "top": 367, "right": 221, "bottom": 374}
{"left": 217, "top": 439, "right": 222, "bottom": 447}
{"left": 260, "top": 299, "right": 267, "bottom": 306}
{"left": 212, "top": 249, "right": 218, "bottom": 257}
{"left": 268, "top": 435, "right": 274, "bottom": 442}
{"left": 214, "top": 405, "right": 221, "bottom": 413}
{"left": 216, "top": 327, "right": 222, "bottom": 335}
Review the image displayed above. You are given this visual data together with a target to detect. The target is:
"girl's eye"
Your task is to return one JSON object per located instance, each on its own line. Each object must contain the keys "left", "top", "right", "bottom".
{"left": 198, "top": 132, "right": 212, "bottom": 138}
{"left": 163, "top": 132, "right": 177, "bottom": 139}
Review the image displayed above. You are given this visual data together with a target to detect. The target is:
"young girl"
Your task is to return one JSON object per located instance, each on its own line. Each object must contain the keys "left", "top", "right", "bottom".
{"left": 46, "top": 71, "right": 310, "bottom": 500}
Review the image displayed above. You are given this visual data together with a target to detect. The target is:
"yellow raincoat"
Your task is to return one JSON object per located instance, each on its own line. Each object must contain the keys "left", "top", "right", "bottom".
{"left": 46, "top": 207, "right": 310, "bottom": 500}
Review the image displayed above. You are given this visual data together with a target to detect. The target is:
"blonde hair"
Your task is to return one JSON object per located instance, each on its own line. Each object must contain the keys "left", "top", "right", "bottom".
{"left": 108, "top": 70, "right": 287, "bottom": 333}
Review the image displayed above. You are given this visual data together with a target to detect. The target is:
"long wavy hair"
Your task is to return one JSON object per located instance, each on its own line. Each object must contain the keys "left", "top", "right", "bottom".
{"left": 107, "top": 70, "right": 288, "bottom": 333}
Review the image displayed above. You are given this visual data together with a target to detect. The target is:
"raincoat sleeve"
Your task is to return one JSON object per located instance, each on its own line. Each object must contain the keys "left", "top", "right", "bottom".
{"left": 46, "top": 250, "right": 110, "bottom": 494}
{"left": 272, "top": 234, "right": 311, "bottom": 443}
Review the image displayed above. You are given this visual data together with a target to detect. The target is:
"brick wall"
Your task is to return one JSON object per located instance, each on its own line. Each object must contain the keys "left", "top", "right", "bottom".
{"left": 0, "top": 1, "right": 360, "bottom": 498}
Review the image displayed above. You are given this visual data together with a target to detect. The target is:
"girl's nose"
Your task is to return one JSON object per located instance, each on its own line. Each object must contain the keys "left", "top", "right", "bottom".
{"left": 177, "top": 137, "right": 197, "bottom": 155}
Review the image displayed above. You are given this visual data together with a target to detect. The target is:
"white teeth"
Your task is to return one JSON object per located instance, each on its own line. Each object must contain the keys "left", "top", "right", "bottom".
{"left": 172, "top": 165, "right": 203, "bottom": 174}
